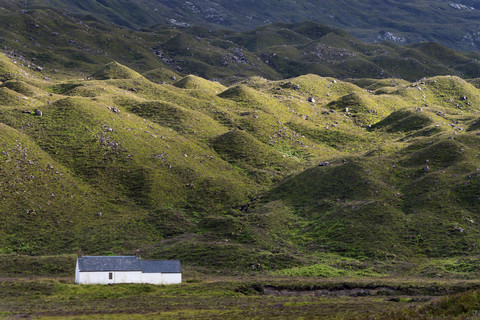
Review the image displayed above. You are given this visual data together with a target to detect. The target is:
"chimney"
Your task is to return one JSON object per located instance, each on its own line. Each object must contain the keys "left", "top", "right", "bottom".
{"left": 77, "top": 249, "right": 83, "bottom": 258}
{"left": 135, "top": 250, "right": 141, "bottom": 259}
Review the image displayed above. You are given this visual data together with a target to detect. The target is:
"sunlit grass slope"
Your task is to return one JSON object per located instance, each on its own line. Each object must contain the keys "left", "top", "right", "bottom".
{"left": 2, "top": 57, "right": 480, "bottom": 272}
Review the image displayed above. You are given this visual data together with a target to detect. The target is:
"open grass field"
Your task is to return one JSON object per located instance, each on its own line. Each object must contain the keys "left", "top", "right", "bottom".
{"left": 3, "top": 273, "right": 480, "bottom": 320}
{"left": 3, "top": 255, "right": 480, "bottom": 319}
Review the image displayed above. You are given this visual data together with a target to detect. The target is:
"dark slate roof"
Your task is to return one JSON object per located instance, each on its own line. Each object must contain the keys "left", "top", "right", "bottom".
{"left": 141, "top": 260, "right": 181, "bottom": 273}
{"left": 77, "top": 256, "right": 141, "bottom": 272}
{"left": 77, "top": 256, "right": 181, "bottom": 273}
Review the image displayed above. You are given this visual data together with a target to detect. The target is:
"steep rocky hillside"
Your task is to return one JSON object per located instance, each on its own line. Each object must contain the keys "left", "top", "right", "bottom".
{"left": 12, "top": 0, "right": 480, "bottom": 51}
{"left": 2, "top": 51, "right": 480, "bottom": 274}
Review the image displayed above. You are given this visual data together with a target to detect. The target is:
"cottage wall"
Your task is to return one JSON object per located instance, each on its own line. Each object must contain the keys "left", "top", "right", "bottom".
{"left": 162, "top": 273, "right": 182, "bottom": 284}
{"left": 75, "top": 262, "right": 80, "bottom": 284}
{"left": 141, "top": 272, "right": 162, "bottom": 284}
{"left": 142, "top": 272, "right": 181, "bottom": 284}
{"left": 114, "top": 271, "right": 143, "bottom": 284}
{"left": 77, "top": 271, "right": 142, "bottom": 284}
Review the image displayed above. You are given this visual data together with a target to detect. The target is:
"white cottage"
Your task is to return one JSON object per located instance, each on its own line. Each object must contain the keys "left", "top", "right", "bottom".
{"left": 75, "top": 255, "right": 181, "bottom": 285}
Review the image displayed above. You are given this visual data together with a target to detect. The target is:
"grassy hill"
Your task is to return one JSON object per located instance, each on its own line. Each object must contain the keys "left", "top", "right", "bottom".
{"left": 2, "top": 51, "right": 480, "bottom": 275}
{"left": 2, "top": 5, "right": 480, "bottom": 85}
{"left": 10, "top": 0, "right": 480, "bottom": 52}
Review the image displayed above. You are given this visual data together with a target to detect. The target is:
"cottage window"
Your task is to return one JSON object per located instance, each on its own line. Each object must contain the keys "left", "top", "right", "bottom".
{"left": 109, "top": 272, "right": 113, "bottom": 280}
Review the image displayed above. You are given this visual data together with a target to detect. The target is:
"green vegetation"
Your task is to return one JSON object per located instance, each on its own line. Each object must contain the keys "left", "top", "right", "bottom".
{"left": 91, "top": 61, "right": 144, "bottom": 80}
{"left": 2, "top": 55, "right": 480, "bottom": 269}
{"left": 11, "top": 0, "right": 480, "bottom": 53}
{"left": 2, "top": 5, "right": 480, "bottom": 85}
{"left": 3, "top": 4, "right": 480, "bottom": 317}
{"left": 3, "top": 275, "right": 480, "bottom": 319}
{"left": 387, "top": 290, "right": 480, "bottom": 319}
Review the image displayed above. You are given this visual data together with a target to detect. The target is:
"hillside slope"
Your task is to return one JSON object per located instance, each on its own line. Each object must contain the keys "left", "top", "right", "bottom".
{"left": 2, "top": 54, "right": 480, "bottom": 273}
{"left": 13, "top": 0, "right": 480, "bottom": 51}
{"left": 1, "top": 5, "right": 480, "bottom": 85}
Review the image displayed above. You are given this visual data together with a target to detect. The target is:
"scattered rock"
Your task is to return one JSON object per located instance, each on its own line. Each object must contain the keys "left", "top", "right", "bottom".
{"left": 307, "top": 97, "right": 315, "bottom": 103}
{"left": 423, "top": 165, "right": 430, "bottom": 172}
{"left": 34, "top": 109, "right": 43, "bottom": 116}
{"left": 319, "top": 161, "right": 330, "bottom": 167}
